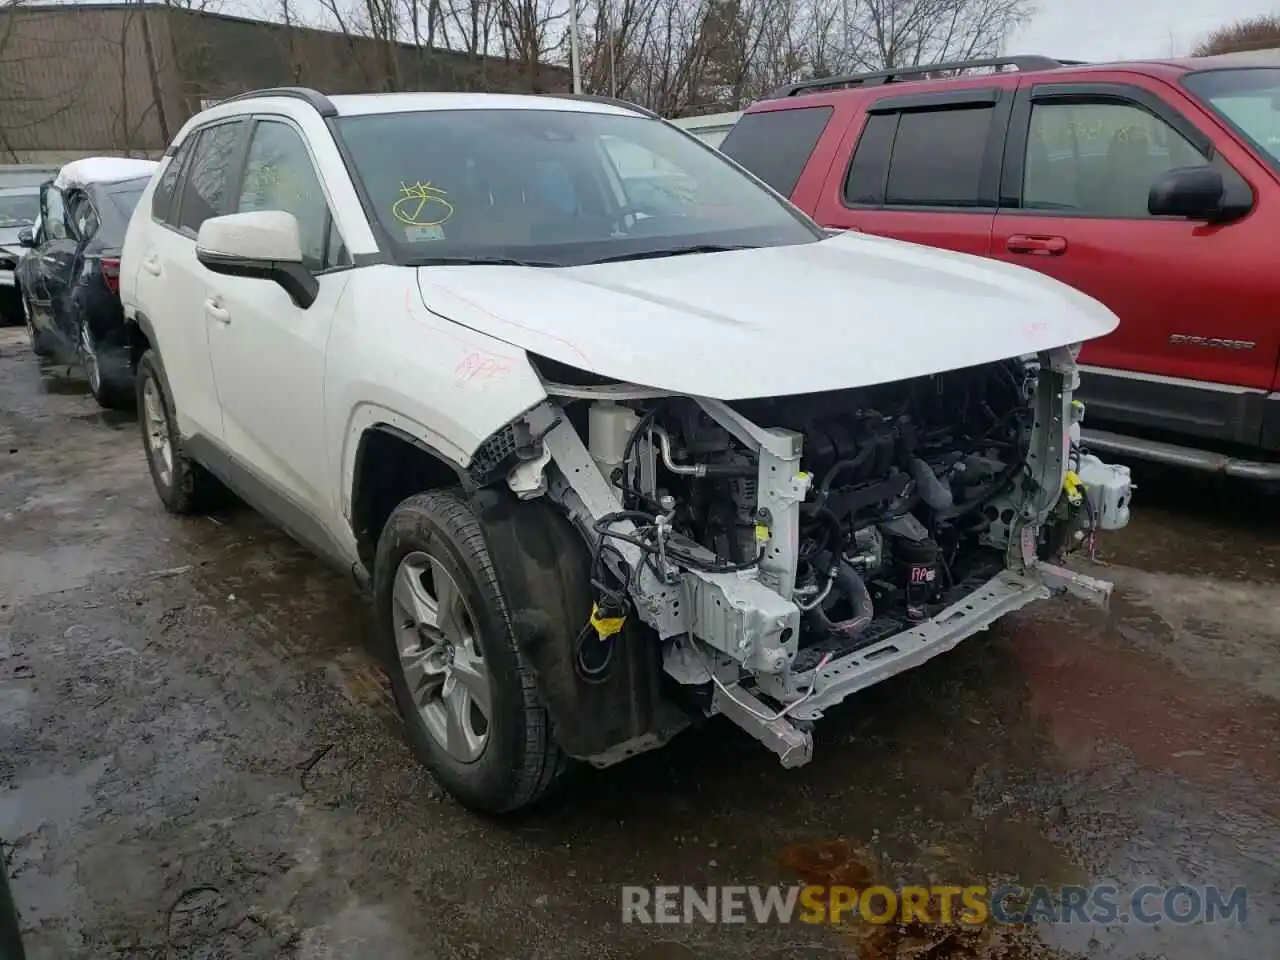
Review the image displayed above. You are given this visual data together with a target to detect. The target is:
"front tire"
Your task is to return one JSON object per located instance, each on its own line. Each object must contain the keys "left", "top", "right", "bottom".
{"left": 136, "top": 349, "right": 224, "bottom": 514}
{"left": 374, "top": 490, "right": 566, "bottom": 813}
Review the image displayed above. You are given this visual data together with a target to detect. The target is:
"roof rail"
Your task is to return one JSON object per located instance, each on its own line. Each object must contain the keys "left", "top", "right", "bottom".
{"left": 541, "top": 92, "right": 658, "bottom": 119}
{"left": 211, "top": 86, "right": 338, "bottom": 117}
{"left": 766, "top": 55, "right": 1074, "bottom": 99}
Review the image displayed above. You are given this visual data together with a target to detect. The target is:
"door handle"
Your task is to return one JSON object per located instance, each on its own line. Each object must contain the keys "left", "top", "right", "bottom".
{"left": 1006, "top": 234, "right": 1067, "bottom": 256}
{"left": 142, "top": 256, "right": 161, "bottom": 276}
{"left": 204, "top": 297, "right": 231, "bottom": 324}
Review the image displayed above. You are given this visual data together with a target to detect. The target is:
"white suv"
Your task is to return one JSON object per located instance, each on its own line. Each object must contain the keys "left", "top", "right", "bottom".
{"left": 120, "top": 87, "right": 1133, "bottom": 813}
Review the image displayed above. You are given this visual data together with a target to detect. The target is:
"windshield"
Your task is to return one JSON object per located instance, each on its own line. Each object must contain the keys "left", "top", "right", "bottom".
{"left": 0, "top": 187, "right": 40, "bottom": 227}
{"left": 336, "top": 107, "right": 822, "bottom": 266}
{"left": 1183, "top": 68, "right": 1280, "bottom": 169}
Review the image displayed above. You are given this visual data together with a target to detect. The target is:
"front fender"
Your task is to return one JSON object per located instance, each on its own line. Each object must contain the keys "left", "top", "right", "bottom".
{"left": 326, "top": 267, "right": 548, "bottom": 523}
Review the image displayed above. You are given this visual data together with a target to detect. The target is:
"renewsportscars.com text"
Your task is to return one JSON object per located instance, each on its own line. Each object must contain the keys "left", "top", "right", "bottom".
{"left": 621, "top": 884, "right": 1248, "bottom": 926}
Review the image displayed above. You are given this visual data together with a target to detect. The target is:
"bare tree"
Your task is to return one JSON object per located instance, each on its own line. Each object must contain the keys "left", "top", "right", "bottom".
{"left": 499, "top": 0, "right": 566, "bottom": 90}
{"left": 0, "top": 1, "right": 87, "bottom": 161}
{"left": 1193, "top": 14, "right": 1280, "bottom": 57}
{"left": 103, "top": 1, "right": 166, "bottom": 156}
{"left": 106, "top": 0, "right": 225, "bottom": 154}
{"left": 574, "top": 0, "right": 1032, "bottom": 115}
{"left": 827, "top": 0, "right": 1032, "bottom": 71}
{"left": 277, "top": 0, "right": 305, "bottom": 83}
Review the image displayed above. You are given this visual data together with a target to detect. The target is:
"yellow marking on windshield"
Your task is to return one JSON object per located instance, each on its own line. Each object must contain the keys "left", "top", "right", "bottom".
{"left": 392, "top": 181, "right": 455, "bottom": 227}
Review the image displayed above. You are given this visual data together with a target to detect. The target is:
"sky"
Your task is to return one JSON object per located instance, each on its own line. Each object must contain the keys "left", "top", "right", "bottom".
{"left": 1007, "top": 0, "right": 1280, "bottom": 61}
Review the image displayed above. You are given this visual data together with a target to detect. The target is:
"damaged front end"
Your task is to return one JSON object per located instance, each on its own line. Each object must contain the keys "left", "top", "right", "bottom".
{"left": 480, "top": 346, "right": 1133, "bottom": 769}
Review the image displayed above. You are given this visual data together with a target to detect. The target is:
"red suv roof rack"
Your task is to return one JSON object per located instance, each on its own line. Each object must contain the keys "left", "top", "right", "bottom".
{"left": 765, "top": 55, "right": 1088, "bottom": 100}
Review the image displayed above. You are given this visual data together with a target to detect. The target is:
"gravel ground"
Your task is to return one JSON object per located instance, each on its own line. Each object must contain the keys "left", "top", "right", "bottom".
{"left": 2, "top": 326, "right": 1278, "bottom": 959}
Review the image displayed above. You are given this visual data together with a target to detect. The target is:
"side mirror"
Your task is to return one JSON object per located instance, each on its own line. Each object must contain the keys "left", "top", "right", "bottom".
{"left": 1148, "top": 166, "right": 1227, "bottom": 221}
{"left": 195, "top": 211, "right": 318, "bottom": 309}
{"left": 17, "top": 228, "right": 34, "bottom": 248}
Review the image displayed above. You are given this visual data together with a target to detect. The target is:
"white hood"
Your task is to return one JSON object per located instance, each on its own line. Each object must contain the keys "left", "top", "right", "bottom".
{"left": 416, "top": 231, "right": 1119, "bottom": 400}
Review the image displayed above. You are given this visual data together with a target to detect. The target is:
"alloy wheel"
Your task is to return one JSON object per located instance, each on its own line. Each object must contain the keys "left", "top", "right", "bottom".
{"left": 392, "top": 551, "right": 492, "bottom": 763}
{"left": 22, "top": 297, "right": 35, "bottom": 348}
{"left": 141, "top": 375, "right": 173, "bottom": 488}
{"left": 80, "top": 323, "right": 101, "bottom": 395}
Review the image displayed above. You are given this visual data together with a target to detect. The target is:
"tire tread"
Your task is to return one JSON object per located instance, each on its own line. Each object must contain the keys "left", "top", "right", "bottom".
{"left": 380, "top": 490, "right": 567, "bottom": 811}
{"left": 136, "top": 349, "right": 225, "bottom": 515}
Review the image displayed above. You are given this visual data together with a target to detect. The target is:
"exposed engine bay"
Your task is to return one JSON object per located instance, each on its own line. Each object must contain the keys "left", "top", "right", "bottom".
{"left": 488, "top": 347, "right": 1133, "bottom": 769}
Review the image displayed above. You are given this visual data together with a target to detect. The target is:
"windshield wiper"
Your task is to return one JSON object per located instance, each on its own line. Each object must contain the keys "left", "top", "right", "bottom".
{"left": 585, "top": 243, "right": 758, "bottom": 265}
{"left": 412, "top": 255, "right": 560, "bottom": 268}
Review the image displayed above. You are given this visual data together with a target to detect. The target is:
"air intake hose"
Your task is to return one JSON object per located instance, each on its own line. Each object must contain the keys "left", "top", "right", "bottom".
{"left": 908, "top": 456, "right": 953, "bottom": 511}
{"left": 803, "top": 554, "right": 874, "bottom": 640}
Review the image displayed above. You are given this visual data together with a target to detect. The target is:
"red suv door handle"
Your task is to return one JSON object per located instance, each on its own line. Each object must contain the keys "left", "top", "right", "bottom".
{"left": 1006, "top": 234, "right": 1067, "bottom": 256}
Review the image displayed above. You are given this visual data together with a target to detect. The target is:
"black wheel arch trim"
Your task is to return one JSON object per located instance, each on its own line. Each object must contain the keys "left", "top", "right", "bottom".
{"left": 127, "top": 309, "right": 158, "bottom": 351}
{"left": 350, "top": 422, "right": 477, "bottom": 501}
{"left": 1262, "top": 392, "right": 1280, "bottom": 453}
{"left": 469, "top": 486, "right": 675, "bottom": 761}
{"left": 348, "top": 422, "right": 480, "bottom": 585}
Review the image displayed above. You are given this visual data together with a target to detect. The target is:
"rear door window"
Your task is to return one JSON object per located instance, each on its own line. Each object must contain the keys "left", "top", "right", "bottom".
{"left": 719, "top": 107, "right": 835, "bottom": 197}
{"left": 844, "top": 104, "right": 996, "bottom": 208}
{"left": 888, "top": 107, "right": 992, "bottom": 206}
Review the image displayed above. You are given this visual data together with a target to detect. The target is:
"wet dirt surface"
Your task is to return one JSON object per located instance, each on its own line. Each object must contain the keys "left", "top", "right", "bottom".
{"left": 1, "top": 326, "right": 1278, "bottom": 959}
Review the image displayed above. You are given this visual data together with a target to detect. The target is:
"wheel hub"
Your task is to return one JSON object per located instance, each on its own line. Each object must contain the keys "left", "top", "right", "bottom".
{"left": 392, "top": 552, "right": 492, "bottom": 764}
{"left": 81, "top": 325, "right": 100, "bottom": 392}
{"left": 141, "top": 376, "right": 173, "bottom": 488}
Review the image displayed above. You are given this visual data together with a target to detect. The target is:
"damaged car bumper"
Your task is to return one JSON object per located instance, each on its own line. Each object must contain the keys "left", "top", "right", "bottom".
{"left": 503, "top": 344, "right": 1133, "bottom": 773}
{"left": 703, "top": 560, "right": 1112, "bottom": 768}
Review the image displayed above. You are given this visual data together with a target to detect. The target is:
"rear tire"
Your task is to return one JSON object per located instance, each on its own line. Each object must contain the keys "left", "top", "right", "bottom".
{"left": 374, "top": 490, "right": 567, "bottom": 813}
{"left": 21, "top": 292, "right": 52, "bottom": 358}
{"left": 80, "top": 320, "right": 132, "bottom": 410}
{"left": 0, "top": 846, "right": 26, "bottom": 960}
{"left": 136, "top": 349, "right": 224, "bottom": 514}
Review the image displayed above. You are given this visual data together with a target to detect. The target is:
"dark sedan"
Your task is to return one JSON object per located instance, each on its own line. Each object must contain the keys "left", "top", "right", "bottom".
{"left": 17, "top": 170, "right": 151, "bottom": 409}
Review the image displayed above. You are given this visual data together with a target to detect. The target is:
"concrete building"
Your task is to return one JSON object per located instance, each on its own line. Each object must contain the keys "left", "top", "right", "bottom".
{"left": 667, "top": 111, "right": 742, "bottom": 148}
{"left": 0, "top": 3, "right": 570, "bottom": 163}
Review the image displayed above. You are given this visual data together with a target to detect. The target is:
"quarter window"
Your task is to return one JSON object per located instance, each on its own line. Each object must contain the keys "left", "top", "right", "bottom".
{"left": 1023, "top": 100, "right": 1208, "bottom": 218}
{"left": 719, "top": 106, "right": 835, "bottom": 197}
{"left": 176, "top": 121, "right": 243, "bottom": 235}
{"left": 236, "top": 120, "right": 346, "bottom": 272}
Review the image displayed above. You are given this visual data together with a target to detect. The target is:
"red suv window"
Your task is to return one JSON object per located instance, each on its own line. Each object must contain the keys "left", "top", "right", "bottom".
{"left": 720, "top": 106, "right": 834, "bottom": 196}
{"left": 844, "top": 100, "right": 1000, "bottom": 208}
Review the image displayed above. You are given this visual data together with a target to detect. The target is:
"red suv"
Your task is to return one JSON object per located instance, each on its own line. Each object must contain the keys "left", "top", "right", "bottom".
{"left": 719, "top": 54, "right": 1280, "bottom": 480}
